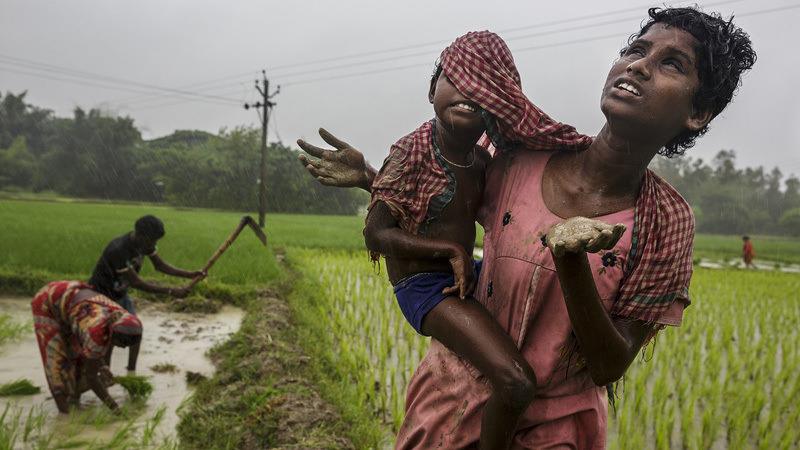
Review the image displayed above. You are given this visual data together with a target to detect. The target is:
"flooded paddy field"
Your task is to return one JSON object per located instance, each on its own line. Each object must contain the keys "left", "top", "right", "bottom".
{"left": 0, "top": 296, "right": 242, "bottom": 448}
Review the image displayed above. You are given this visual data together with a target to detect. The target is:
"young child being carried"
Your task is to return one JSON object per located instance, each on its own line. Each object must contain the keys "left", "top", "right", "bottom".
{"left": 364, "top": 31, "right": 616, "bottom": 449}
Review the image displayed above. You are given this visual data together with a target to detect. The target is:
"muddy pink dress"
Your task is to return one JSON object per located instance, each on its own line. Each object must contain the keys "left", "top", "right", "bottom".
{"left": 395, "top": 151, "right": 686, "bottom": 449}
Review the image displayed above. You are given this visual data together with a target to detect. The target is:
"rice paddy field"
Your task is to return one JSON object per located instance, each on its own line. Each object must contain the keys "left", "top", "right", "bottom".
{"left": 1, "top": 197, "right": 800, "bottom": 448}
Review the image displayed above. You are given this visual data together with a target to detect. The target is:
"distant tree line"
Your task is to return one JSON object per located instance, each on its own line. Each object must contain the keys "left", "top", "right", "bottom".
{"left": 2, "top": 90, "right": 798, "bottom": 234}
{"left": 0, "top": 91, "right": 368, "bottom": 215}
{"left": 651, "top": 151, "right": 800, "bottom": 236}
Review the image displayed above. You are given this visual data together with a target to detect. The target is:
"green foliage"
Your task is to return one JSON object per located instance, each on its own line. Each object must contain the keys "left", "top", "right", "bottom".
{"left": 0, "top": 199, "right": 281, "bottom": 293}
{"left": 114, "top": 375, "right": 153, "bottom": 400}
{"left": 0, "top": 91, "right": 367, "bottom": 214}
{"left": 287, "top": 249, "right": 412, "bottom": 443}
{"left": 0, "top": 137, "right": 37, "bottom": 189}
{"left": 608, "top": 269, "right": 800, "bottom": 448}
{"left": 651, "top": 150, "right": 800, "bottom": 235}
{"left": 0, "top": 379, "right": 40, "bottom": 396}
{"left": 779, "top": 208, "right": 800, "bottom": 236}
{"left": 0, "top": 402, "right": 178, "bottom": 450}
{"left": 177, "top": 291, "right": 354, "bottom": 449}
{"left": 0, "top": 314, "right": 28, "bottom": 347}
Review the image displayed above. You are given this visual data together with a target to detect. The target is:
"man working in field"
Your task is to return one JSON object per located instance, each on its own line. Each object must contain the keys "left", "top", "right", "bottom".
{"left": 88, "top": 215, "right": 205, "bottom": 371}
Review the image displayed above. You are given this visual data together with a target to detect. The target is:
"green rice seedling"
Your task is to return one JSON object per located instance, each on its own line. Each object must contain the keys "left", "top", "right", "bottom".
{"left": 608, "top": 269, "right": 800, "bottom": 449}
{"left": 141, "top": 406, "right": 166, "bottom": 446}
{"left": 0, "top": 404, "right": 48, "bottom": 449}
{"left": 114, "top": 375, "right": 154, "bottom": 400}
{"left": 184, "top": 371, "right": 207, "bottom": 385}
{"left": 150, "top": 363, "right": 179, "bottom": 374}
{"left": 0, "top": 314, "right": 27, "bottom": 347}
{"left": 0, "top": 379, "right": 40, "bottom": 396}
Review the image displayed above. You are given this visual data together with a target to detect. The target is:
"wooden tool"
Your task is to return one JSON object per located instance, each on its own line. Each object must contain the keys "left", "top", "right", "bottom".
{"left": 186, "top": 216, "right": 267, "bottom": 289}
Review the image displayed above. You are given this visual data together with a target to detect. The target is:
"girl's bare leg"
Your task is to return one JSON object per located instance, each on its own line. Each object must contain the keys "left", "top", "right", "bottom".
{"left": 421, "top": 296, "right": 537, "bottom": 450}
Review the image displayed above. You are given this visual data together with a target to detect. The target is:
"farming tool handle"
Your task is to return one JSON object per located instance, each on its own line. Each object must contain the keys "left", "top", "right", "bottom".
{"left": 184, "top": 216, "right": 266, "bottom": 289}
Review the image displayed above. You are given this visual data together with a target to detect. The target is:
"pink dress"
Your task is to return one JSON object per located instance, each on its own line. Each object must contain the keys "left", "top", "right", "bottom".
{"left": 395, "top": 151, "right": 686, "bottom": 449}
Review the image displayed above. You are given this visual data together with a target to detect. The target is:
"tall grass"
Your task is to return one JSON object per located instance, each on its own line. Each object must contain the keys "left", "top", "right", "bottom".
{"left": 0, "top": 199, "right": 280, "bottom": 289}
{"left": 0, "top": 402, "right": 176, "bottom": 450}
{"left": 608, "top": 268, "right": 800, "bottom": 449}
{"left": 0, "top": 314, "right": 27, "bottom": 347}
{"left": 291, "top": 249, "right": 800, "bottom": 447}
{"left": 289, "top": 249, "right": 428, "bottom": 433}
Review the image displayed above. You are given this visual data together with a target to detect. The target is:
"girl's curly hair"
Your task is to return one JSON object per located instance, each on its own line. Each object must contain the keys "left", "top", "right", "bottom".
{"left": 627, "top": 7, "right": 756, "bottom": 157}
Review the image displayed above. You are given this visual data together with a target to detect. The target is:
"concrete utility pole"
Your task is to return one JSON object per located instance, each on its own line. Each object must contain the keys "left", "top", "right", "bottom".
{"left": 244, "top": 70, "right": 279, "bottom": 228}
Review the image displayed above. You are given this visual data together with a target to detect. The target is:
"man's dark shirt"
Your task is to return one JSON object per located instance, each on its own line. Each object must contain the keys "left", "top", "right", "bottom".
{"left": 89, "top": 233, "right": 156, "bottom": 301}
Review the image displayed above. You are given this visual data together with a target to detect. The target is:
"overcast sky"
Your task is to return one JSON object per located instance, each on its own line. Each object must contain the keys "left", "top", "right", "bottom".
{"left": 1, "top": 0, "right": 798, "bottom": 178}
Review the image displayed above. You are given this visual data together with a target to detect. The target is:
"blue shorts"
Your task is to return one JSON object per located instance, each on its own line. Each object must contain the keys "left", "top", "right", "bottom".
{"left": 394, "top": 259, "right": 482, "bottom": 336}
{"left": 115, "top": 294, "right": 136, "bottom": 314}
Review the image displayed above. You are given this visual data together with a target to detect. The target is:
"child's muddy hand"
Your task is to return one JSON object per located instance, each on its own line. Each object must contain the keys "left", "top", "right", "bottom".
{"left": 297, "top": 128, "right": 368, "bottom": 188}
{"left": 547, "top": 217, "right": 626, "bottom": 257}
{"left": 444, "top": 247, "right": 475, "bottom": 299}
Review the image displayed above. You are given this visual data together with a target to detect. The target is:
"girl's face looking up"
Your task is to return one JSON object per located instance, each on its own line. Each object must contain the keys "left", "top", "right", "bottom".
{"left": 429, "top": 73, "right": 485, "bottom": 135}
{"left": 601, "top": 23, "right": 712, "bottom": 147}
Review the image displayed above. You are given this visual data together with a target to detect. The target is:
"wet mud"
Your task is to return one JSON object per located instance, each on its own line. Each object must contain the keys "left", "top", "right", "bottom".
{"left": 0, "top": 296, "right": 243, "bottom": 444}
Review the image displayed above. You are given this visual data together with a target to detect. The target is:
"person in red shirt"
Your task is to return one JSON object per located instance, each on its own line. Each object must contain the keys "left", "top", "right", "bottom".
{"left": 742, "top": 235, "right": 755, "bottom": 268}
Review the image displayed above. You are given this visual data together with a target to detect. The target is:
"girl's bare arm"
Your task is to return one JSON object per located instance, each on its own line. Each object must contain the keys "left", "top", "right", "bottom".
{"left": 551, "top": 251, "right": 652, "bottom": 386}
{"left": 547, "top": 217, "right": 651, "bottom": 385}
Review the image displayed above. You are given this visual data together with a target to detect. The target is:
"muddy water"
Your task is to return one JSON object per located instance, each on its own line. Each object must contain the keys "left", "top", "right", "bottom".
{"left": 0, "top": 296, "right": 242, "bottom": 444}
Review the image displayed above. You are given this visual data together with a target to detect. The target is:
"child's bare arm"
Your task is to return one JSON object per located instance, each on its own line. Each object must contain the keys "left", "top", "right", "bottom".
{"left": 365, "top": 201, "right": 475, "bottom": 298}
{"left": 297, "top": 129, "right": 376, "bottom": 191}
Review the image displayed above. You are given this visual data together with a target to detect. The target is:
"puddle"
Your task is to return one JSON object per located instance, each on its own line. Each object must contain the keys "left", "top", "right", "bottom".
{"left": 0, "top": 296, "right": 243, "bottom": 445}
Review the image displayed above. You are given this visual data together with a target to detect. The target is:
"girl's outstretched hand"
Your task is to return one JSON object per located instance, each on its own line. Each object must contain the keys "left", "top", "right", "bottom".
{"left": 297, "top": 128, "right": 371, "bottom": 189}
{"left": 547, "top": 217, "right": 626, "bottom": 257}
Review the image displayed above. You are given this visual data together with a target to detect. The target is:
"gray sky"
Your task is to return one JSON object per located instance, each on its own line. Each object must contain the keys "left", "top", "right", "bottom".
{"left": 1, "top": 0, "right": 798, "bottom": 178}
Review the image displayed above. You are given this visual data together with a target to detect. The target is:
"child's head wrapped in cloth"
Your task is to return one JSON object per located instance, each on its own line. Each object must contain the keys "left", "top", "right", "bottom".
{"left": 369, "top": 30, "right": 591, "bottom": 237}
{"left": 437, "top": 30, "right": 592, "bottom": 153}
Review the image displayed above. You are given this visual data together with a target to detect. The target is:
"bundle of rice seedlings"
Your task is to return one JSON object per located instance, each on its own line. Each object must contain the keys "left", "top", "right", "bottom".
{"left": 184, "top": 371, "right": 207, "bottom": 386}
{"left": 150, "top": 363, "right": 178, "bottom": 374}
{"left": 0, "top": 379, "right": 41, "bottom": 396}
{"left": 114, "top": 375, "right": 153, "bottom": 400}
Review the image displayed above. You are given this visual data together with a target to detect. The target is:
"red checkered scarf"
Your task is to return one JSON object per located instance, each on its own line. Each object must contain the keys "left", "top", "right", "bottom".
{"left": 616, "top": 168, "right": 695, "bottom": 326}
{"left": 441, "top": 31, "right": 593, "bottom": 152}
{"left": 370, "top": 31, "right": 590, "bottom": 235}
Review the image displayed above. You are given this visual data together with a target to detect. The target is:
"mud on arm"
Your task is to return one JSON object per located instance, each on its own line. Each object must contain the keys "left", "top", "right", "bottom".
{"left": 547, "top": 217, "right": 652, "bottom": 385}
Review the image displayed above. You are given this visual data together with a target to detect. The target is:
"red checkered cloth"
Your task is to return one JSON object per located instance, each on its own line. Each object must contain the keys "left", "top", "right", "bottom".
{"left": 369, "top": 30, "right": 590, "bottom": 235}
{"left": 616, "top": 169, "right": 695, "bottom": 327}
{"left": 441, "top": 31, "right": 592, "bottom": 152}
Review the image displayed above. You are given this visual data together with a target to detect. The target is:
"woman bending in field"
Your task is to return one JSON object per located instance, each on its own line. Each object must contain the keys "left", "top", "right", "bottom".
{"left": 32, "top": 280, "right": 142, "bottom": 413}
